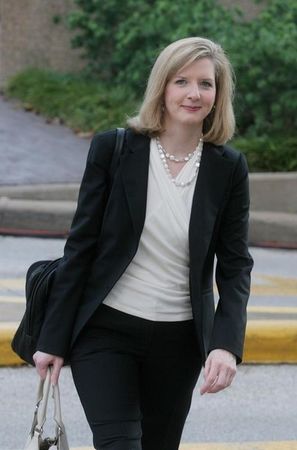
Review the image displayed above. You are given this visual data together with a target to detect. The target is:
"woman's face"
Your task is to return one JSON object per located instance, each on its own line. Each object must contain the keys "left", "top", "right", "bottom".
{"left": 163, "top": 57, "right": 216, "bottom": 130}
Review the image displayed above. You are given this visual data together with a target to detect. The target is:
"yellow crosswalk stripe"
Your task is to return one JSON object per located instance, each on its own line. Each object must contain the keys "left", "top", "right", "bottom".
{"left": 0, "top": 278, "right": 24, "bottom": 289}
{"left": 248, "top": 306, "right": 297, "bottom": 314}
{"left": 71, "top": 442, "right": 297, "bottom": 450}
{"left": 1, "top": 290, "right": 297, "bottom": 318}
{"left": 1, "top": 273, "right": 296, "bottom": 295}
{"left": 0, "top": 295, "right": 25, "bottom": 303}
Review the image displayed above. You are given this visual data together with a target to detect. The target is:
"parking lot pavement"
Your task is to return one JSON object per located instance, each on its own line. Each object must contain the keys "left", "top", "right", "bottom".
{"left": 0, "top": 365, "right": 296, "bottom": 449}
{"left": 0, "top": 237, "right": 297, "bottom": 323}
{"left": 0, "top": 240, "right": 296, "bottom": 448}
{"left": 0, "top": 236, "right": 297, "bottom": 365}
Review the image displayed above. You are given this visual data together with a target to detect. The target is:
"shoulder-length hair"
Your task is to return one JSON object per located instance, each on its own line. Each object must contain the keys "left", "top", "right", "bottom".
{"left": 127, "top": 37, "right": 235, "bottom": 145}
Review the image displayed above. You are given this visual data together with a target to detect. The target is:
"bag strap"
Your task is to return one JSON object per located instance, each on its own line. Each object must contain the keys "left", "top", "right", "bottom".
{"left": 109, "top": 127, "right": 126, "bottom": 180}
{"left": 28, "top": 368, "right": 69, "bottom": 449}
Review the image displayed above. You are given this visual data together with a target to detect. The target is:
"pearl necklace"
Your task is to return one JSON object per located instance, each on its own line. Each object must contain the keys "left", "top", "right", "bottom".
{"left": 156, "top": 137, "right": 201, "bottom": 162}
{"left": 156, "top": 137, "right": 203, "bottom": 187}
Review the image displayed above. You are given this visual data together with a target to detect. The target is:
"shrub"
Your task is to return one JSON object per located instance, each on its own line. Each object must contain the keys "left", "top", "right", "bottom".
{"left": 232, "top": 136, "right": 297, "bottom": 172}
{"left": 5, "top": 69, "right": 297, "bottom": 171}
{"left": 6, "top": 69, "right": 137, "bottom": 132}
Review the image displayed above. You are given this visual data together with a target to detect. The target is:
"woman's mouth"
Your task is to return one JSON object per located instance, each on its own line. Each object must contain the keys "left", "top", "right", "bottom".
{"left": 182, "top": 106, "right": 201, "bottom": 112}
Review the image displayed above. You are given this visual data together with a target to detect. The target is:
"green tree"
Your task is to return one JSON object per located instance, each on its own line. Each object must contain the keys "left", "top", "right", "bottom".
{"left": 230, "top": 0, "right": 297, "bottom": 136}
{"left": 68, "top": 0, "right": 297, "bottom": 138}
{"left": 68, "top": 0, "right": 238, "bottom": 91}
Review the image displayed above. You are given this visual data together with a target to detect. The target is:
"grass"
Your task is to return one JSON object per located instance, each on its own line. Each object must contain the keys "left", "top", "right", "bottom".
{"left": 5, "top": 68, "right": 138, "bottom": 133}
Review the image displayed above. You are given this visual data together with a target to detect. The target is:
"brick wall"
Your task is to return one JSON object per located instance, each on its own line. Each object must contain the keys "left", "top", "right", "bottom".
{"left": 0, "top": 0, "right": 266, "bottom": 88}
{"left": 0, "top": 0, "right": 85, "bottom": 87}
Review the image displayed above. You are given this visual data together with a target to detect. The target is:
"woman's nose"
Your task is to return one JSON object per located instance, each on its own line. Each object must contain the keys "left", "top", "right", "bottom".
{"left": 187, "top": 84, "right": 200, "bottom": 99}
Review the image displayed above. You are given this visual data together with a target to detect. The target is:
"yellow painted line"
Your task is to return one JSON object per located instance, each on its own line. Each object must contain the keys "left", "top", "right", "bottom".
{"left": 0, "top": 278, "right": 24, "bottom": 289}
{"left": 0, "top": 295, "right": 25, "bottom": 303}
{"left": 2, "top": 321, "right": 297, "bottom": 366}
{"left": 251, "top": 274, "right": 297, "bottom": 296}
{"left": 71, "top": 442, "right": 297, "bottom": 450}
{"left": 180, "top": 444, "right": 297, "bottom": 450}
{"left": 1, "top": 273, "right": 297, "bottom": 296}
{"left": 244, "top": 320, "right": 297, "bottom": 363}
{"left": 247, "top": 306, "right": 297, "bottom": 314}
{"left": 2, "top": 292, "right": 297, "bottom": 315}
{"left": 0, "top": 323, "right": 25, "bottom": 366}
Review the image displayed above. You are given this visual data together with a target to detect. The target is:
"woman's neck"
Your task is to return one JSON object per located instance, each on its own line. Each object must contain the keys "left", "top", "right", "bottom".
{"left": 159, "top": 123, "right": 203, "bottom": 158}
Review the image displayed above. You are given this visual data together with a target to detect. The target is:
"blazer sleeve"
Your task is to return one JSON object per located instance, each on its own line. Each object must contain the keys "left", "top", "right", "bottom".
{"left": 37, "top": 130, "right": 117, "bottom": 357}
{"left": 209, "top": 152, "right": 254, "bottom": 363}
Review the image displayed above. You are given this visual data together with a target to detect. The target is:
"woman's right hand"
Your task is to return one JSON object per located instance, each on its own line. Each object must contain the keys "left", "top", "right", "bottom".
{"left": 33, "top": 351, "right": 64, "bottom": 385}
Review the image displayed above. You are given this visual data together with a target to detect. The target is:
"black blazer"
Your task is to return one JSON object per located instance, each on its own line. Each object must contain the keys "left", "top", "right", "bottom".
{"left": 37, "top": 128, "right": 253, "bottom": 363}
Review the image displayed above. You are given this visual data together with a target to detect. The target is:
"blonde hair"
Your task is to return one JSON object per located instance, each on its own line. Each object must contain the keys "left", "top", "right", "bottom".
{"left": 127, "top": 37, "right": 235, "bottom": 145}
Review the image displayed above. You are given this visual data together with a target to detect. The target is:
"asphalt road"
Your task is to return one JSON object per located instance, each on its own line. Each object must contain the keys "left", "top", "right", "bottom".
{"left": 1, "top": 236, "right": 297, "bottom": 324}
{"left": 0, "top": 237, "right": 297, "bottom": 449}
{"left": 0, "top": 365, "right": 296, "bottom": 450}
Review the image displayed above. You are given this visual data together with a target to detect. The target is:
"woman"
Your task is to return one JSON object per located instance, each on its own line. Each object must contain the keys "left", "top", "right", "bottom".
{"left": 34, "top": 37, "right": 254, "bottom": 450}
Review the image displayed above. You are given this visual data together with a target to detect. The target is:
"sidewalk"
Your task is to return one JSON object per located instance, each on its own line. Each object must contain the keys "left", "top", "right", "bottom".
{"left": 1, "top": 95, "right": 297, "bottom": 366}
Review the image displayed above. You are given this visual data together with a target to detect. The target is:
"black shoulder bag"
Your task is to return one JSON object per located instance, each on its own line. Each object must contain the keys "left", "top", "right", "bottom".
{"left": 11, "top": 128, "right": 126, "bottom": 365}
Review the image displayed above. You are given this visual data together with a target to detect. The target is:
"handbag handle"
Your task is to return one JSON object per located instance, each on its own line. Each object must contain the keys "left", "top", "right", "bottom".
{"left": 25, "top": 367, "right": 69, "bottom": 449}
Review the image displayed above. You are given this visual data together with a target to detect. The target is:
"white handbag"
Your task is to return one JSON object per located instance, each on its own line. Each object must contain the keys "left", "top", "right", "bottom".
{"left": 24, "top": 368, "right": 69, "bottom": 450}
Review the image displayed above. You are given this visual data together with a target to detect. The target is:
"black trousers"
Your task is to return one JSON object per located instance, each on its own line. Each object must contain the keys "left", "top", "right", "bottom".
{"left": 70, "top": 304, "right": 202, "bottom": 450}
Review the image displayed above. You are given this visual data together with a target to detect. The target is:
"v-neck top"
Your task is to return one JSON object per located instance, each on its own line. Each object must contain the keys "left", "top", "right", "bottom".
{"left": 102, "top": 138, "right": 200, "bottom": 321}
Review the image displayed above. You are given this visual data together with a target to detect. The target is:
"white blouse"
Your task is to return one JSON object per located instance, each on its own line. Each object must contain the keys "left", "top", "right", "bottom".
{"left": 103, "top": 138, "right": 200, "bottom": 321}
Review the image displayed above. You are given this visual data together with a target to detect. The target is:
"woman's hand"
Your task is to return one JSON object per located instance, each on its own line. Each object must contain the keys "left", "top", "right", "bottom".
{"left": 200, "top": 349, "right": 236, "bottom": 395}
{"left": 33, "top": 351, "right": 64, "bottom": 385}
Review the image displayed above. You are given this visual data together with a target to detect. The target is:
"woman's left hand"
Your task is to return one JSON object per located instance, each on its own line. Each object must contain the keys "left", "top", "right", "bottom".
{"left": 200, "top": 349, "right": 237, "bottom": 395}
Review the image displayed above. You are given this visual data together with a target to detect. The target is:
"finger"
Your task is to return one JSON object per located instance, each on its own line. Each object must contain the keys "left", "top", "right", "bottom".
{"left": 36, "top": 365, "right": 49, "bottom": 380}
{"left": 33, "top": 356, "right": 50, "bottom": 380}
{"left": 51, "top": 359, "right": 63, "bottom": 385}
{"left": 207, "top": 372, "right": 229, "bottom": 394}
{"left": 206, "top": 367, "right": 236, "bottom": 394}
{"left": 200, "top": 364, "right": 219, "bottom": 395}
{"left": 200, "top": 379, "right": 216, "bottom": 395}
{"left": 204, "top": 357, "right": 212, "bottom": 378}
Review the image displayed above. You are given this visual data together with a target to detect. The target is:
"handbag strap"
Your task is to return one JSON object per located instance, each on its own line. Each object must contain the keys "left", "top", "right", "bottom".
{"left": 109, "top": 127, "right": 126, "bottom": 181}
{"left": 29, "top": 368, "right": 51, "bottom": 435}
{"left": 30, "top": 368, "right": 68, "bottom": 447}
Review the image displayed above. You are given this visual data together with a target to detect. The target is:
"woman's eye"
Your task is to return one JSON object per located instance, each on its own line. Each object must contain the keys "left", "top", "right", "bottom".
{"left": 175, "top": 79, "right": 187, "bottom": 85}
{"left": 201, "top": 81, "right": 213, "bottom": 88}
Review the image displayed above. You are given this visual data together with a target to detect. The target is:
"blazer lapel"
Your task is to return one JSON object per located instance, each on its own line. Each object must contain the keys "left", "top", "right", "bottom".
{"left": 120, "top": 130, "right": 151, "bottom": 239}
{"left": 119, "top": 133, "right": 235, "bottom": 266}
{"left": 189, "top": 142, "right": 234, "bottom": 266}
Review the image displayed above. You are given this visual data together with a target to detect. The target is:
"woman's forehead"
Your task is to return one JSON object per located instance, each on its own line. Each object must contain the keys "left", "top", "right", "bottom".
{"left": 173, "top": 57, "right": 215, "bottom": 78}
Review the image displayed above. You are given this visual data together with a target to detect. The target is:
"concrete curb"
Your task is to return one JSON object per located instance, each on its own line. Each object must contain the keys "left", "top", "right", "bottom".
{"left": 0, "top": 184, "right": 79, "bottom": 201}
{"left": 249, "top": 172, "right": 297, "bottom": 214}
{"left": 1, "top": 177, "right": 297, "bottom": 245}
{"left": 249, "top": 211, "right": 297, "bottom": 246}
{"left": 0, "top": 197, "right": 75, "bottom": 232}
{"left": 1, "top": 197, "right": 297, "bottom": 247}
{"left": 1, "top": 320, "right": 297, "bottom": 367}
